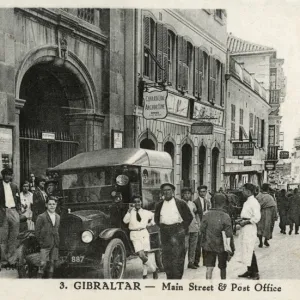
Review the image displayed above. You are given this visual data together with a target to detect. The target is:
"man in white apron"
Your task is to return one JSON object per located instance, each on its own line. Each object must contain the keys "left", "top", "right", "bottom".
{"left": 237, "top": 183, "right": 261, "bottom": 280}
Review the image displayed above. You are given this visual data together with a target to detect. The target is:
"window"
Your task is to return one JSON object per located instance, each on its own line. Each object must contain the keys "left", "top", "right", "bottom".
{"left": 156, "top": 23, "right": 168, "bottom": 82}
{"left": 203, "top": 52, "right": 209, "bottom": 101}
{"left": 143, "top": 17, "right": 156, "bottom": 80}
{"left": 261, "top": 119, "right": 265, "bottom": 147}
{"left": 194, "top": 48, "right": 204, "bottom": 99}
{"left": 269, "top": 125, "right": 275, "bottom": 146}
{"left": 231, "top": 104, "right": 236, "bottom": 140}
{"left": 239, "top": 109, "right": 244, "bottom": 125}
{"left": 257, "top": 117, "right": 261, "bottom": 147}
{"left": 177, "top": 36, "right": 188, "bottom": 92}
{"left": 209, "top": 57, "right": 217, "bottom": 103}
{"left": 215, "top": 9, "right": 222, "bottom": 19}
{"left": 249, "top": 113, "right": 254, "bottom": 141}
{"left": 167, "top": 31, "right": 176, "bottom": 84}
{"left": 187, "top": 42, "right": 194, "bottom": 93}
{"left": 270, "top": 67, "right": 277, "bottom": 90}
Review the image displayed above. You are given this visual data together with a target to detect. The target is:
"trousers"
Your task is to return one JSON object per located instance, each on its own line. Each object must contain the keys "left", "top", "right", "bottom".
{"left": 185, "top": 232, "right": 198, "bottom": 264}
{"left": 0, "top": 208, "right": 20, "bottom": 264}
{"left": 160, "top": 223, "right": 186, "bottom": 279}
{"left": 247, "top": 252, "right": 259, "bottom": 274}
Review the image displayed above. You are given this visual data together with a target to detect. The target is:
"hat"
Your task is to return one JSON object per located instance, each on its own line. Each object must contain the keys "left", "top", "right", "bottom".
{"left": 160, "top": 183, "right": 175, "bottom": 190}
{"left": 181, "top": 187, "right": 192, "bottom": 193}
{"left": 46, "top": 178, "right": 58, "bottom": 184}
{"left": 36, "top": 176, "right": 47, "bottom": 185}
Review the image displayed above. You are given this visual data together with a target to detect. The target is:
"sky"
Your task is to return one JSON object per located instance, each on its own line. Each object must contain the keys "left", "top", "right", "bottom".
{"left": 226, "top": 1, "right": 300, "bottom": 151}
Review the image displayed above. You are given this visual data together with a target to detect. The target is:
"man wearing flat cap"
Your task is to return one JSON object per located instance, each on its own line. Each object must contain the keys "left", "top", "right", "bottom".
{"left": 154, "top": 183, "right": 193, "bottom": 279}
{"left": 0, "top": 168, "right": 21, "bottom": 268}
{"left": 32, "top": 176, "right": 48, "bottom": 222}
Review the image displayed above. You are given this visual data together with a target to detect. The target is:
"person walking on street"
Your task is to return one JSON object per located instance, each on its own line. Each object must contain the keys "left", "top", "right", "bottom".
{"left": 154, "top": 183, "right": 193, "bottom": 279}
{"left": 20, "top": 180, "right": 34, "bottom": 232}
{"left": 35, "top": 197, "right": 60, "bottom": 278}
{"left": 32, "top": 177, "right": 48, "bottom": 223}
{"left": 237, "top": 183, "right": 261, "bottom": 280}
{"left": 200, "top": 193, "right": 235, "bottom": 280}
{"left": 0, "top": 168, "right": 21, "bottom": 269}
{"left": 123, "top": 195, "right": 158, "bottom": 279}
{"left": 288, "top": 188, "right": 300, "bottom": 235}
{"left": 181, "top": 187, "right": 199, "bottom": 269}
{"left": 193, "top": 185, "right": 210, "bottom": 267}
{"left": 256, "top": 183, "right": 277, "bottom": 247}
{"left": 277, "top": 189, "right": 290, "bottom": 234}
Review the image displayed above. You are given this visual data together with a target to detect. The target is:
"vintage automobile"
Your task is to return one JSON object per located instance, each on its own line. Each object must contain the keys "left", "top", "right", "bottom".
{"left": 17, "top": 148, "right": 173, "bottom": 279}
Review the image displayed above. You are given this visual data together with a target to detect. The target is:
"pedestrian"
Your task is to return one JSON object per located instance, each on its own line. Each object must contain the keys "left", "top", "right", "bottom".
{"left": 123, "top": 195, "right": 158, "bottom": 279}
{"left": 256, "top": 183, "right": 277, "bottom": 247}
{"left": 35, "top": 196, "right": 60, "bottom": 278}
{"left": 0, "top": 168, "right": 21, "bottom": 269}
{"left": 237, "top": 183, "right": 261, "bottom": 280}
{"left": 276, "top": 189, "right": 290, "bottom": 234}
{"left": 154, "top": 183, "right": 193, "bottom": 279}
{"left": 288, "top": 188, "right": 300, "bottom": 235}
{"left": 32, "top": 176, "right": 48, "bottom": 223}
{"left": 200, "top": 193, "right": 235, "bottom": 279}
{"left": 181, "top": 187, "right": 199, "bottom": 269}
{"left": 20, "top": 180, "right": 34, "bottom": 231}
{"left": 193, "top": 185, "right": 210, "bottom": 267}
{"left": 28, "top": 173, "right": 36, "bottom": 193}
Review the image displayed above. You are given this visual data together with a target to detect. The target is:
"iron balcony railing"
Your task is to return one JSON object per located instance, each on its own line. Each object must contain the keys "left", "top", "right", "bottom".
{"left": 267, "top": 145, "right": 279, "bottom": 160}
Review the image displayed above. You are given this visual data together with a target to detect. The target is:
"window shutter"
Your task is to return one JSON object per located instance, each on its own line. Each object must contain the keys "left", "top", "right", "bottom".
{"left": 199, "top": 50, "right": 204, "bottom": 98}
{"left": 162, "top": 26, "right": 169, "bottom": 82}
{"left": 257, "top": 118, "right": 261, "bottom": 147}
{"left": 261, "top": 119, "right": 265, "bottom": 147}
{"left": 182, "top": 38, "right": 188, "bottom": 91}
{"left": 156, "top": 23, "right": 163, "bottom": 82}
{"left": 177, "top": 36, "right": 183, "bottom": 89}
{"left": 194, "top": 47, "right": 199, "bottom": 98}
{"left": 221, "top": 63, "right": 225, "bottom": 106}
{"left": 208, "top": 56, "right": 212, "bottom": 102}
{"left": 144, "top": 16, "right": 150, "bottom": 49}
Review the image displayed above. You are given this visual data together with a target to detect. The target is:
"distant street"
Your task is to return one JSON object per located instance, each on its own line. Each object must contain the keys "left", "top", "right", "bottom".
{"left": 1, "top": 221, "right": 300, "bottom": 280}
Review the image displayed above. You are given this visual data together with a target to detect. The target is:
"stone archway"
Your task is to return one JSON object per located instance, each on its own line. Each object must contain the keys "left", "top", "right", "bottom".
{"left": 15, "top": 46, "right": 103, "bottom": 183}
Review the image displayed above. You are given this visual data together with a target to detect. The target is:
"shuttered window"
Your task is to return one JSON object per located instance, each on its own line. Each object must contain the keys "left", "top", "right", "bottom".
{"left": 239, "top": 109, "right": 244, "bottom": 125}
{"left": 194, "top": 48, "right": 204, "bottom": 99}
{"left": 177, "top": 36, "right": 188, "bottom": 91}
{"left": 231, "top": 104, "right": 236, "bottom": 139}
{"left": 221, "top": 63, "right": 225, "bottom": 106}
{"left": 249, "top": 113, "right": 254, "bottom": 142}
{"left": 209, "top": 57, "right": 217, "bottom": 103}
{"left": 156, "top": 23, "right": 168, "bottom": 82}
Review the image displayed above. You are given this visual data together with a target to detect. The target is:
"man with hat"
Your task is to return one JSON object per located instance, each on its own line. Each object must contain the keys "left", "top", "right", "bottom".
{"left": 154, "top": 183, "right": 193, "bottom": 279}
{"left": 0, "top": 167, "right": 21, "bottom": 269}
{"left": 32, "top": 176, "right": 48, "bottom": 223}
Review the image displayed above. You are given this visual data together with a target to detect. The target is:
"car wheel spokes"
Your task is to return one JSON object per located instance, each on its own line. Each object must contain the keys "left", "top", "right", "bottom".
{"left": 110, "top": 245, "right": 124, "bottom": 278}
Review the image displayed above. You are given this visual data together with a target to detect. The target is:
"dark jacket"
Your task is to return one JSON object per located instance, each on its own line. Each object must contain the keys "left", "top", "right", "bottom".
{"left": 35, "top": 211, "right": 60, "bottom": 249}
{"left": 154, "top": 198, "right": 193, "bottom": 230}
{"left": 32, "top": 188, "right": 48, "bottom": 222}
{"left": 194, "top": 196, "right": 207, "bottom": 221}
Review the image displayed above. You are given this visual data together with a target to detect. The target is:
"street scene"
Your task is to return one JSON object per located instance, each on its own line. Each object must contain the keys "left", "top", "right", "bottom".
{"left": 0, "top": 6, "right": 300, "bottom": 281}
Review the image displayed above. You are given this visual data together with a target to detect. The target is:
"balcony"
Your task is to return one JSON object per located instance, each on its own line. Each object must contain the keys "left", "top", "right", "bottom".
{"left": 267, "top": 145, "right": 279, "bottom": 161}
{"left": 270, "top": 89, "right": 280, "bottom": 104}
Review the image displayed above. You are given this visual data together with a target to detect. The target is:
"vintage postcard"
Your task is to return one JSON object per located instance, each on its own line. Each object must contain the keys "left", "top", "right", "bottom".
{"left": 0, "top": 0, "right": 299, "bottom": 299}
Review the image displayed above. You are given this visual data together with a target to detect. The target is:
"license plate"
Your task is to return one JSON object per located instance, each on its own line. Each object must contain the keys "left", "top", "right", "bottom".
{"left": 70, "top": 255, "right": 85, "bottom": 263}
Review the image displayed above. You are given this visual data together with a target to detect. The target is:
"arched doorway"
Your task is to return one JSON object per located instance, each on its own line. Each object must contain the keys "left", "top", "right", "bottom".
{"left": 182, "top": 144, "right": 193, "bottom": 187}
{"left": 198, "top": 145, "right": 206, "bottom": 186}
{"left": 140, "top": 138, "right": 155, "bottom": 150}
{"left": 211, "top": 147, "right": 220, "bottom": 193}
{"left": 164, "top": 141, "right": 175, "bottom": 165}
{"left": 19, "top": 59, "right": 93, "bottom": 183}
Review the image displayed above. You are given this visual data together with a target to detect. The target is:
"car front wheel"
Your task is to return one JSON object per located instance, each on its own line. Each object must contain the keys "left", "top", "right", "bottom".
{"left": 103, "top": 238, "right": 126, "bottom": 279}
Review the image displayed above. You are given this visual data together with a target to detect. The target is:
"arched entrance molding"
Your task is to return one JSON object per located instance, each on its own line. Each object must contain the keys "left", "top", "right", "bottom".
{"left": 138, "top": 129, "right": 158, "bottom": 150}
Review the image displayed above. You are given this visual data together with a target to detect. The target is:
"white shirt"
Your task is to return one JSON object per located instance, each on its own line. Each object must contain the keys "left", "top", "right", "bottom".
{"left": 48, "top": 211, "right": 56, "bottom": 226}
{"left": 160, "top": 198, "right": 183, "bottom": 225}
{"left": 123, "top": 208, "right": 154, "bottom": 230}
{"left": 20, "top": 191, "right": 33, "bottom": 208}
{"left": 240, "top": 195, "right": 261, "bottom": 224}
{"left": 199, "top": 197, "right": 205, "bottom": 211}
{"left": 3, "top": 182, "right": 15, "bottom": 208}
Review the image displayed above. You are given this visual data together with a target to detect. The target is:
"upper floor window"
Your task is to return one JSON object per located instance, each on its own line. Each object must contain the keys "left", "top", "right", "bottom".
{"left": 187, "top": 42, "right": 194, "bottom": 94}
{"left": 239, "top": 109, "right": 244, "bottom": 125}
{"left": 194, "top": 48, "right": 204, "bottom": 99}
{"left": 167, "top": 31, "right": 176, "bottom": 85}
{"left": 270, "top": 67, "right": 277, "bottom": 90}
{"left": 249, "top": 113, "right": 254, "bottom": 141}
{"left": 269, "top": 125, "right": 275, "bottom": 146}
{"left": 209, "top": 57, "right": 217, "bottom": 103}
{"left": 215, "top": 9, "right": 222, "bottom": 19}
{"left": 231, "top": 104, "right": 236, "bottom": 140}
{"left": 177, "top": 36, "right": 188, "bottom": 92}
{"left": 143, "top": 17, "right": 156, "bottom": 80}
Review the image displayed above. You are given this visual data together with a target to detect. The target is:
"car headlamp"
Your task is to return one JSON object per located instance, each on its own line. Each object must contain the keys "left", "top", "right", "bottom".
{"left": 81, "top": 230, "right": 94, "bottom": 244}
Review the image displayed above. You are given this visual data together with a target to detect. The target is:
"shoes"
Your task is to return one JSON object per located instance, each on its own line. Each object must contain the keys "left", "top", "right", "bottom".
{"left": 296, "top": 232, "right": 299, "bottom": 235}
{"left": 264, "top": 240, "right": 270, "bottom": 247}
{"left": 143, "top": 275, "right": 148, "bottom": 279}
{"left": 258, "top": 243, "right": 263, "bottom": 248}
{"left": 283, "top": 231, "right": 286, "bottom": 234}
{"left": 289, "top": 230, "right": 292, "bottom": 235}
{"left": 251, "top": 272, "right": 260, "bottom": 280}
{"left": 153, "top": 270, "right": 158, "bottom": 279}
{"left": 188, "top": 263, "right": 198, "bottom": 269}
{"left": 238, "top": 271, "right": 252, "bottom": 278}
{"left": 194, "top": 263, "right": 200, "bottom": 267}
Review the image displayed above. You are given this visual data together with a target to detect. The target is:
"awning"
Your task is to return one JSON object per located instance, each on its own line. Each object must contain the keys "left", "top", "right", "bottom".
{"left": 239, "top": 125, "right": 248, "bottom": 139}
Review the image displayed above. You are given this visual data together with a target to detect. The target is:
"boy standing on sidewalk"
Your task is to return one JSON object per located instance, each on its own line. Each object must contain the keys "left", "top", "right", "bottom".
{"left": 200, "top": 193, "right": 234, "bottom": 279}
{"left": 35, "top": 196, "right": 60, "bottom": 278}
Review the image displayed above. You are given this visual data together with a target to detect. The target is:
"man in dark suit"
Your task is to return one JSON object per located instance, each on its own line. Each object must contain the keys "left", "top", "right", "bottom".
{"left": 32, "top": 177, "right": 48, "bottom": 223}
{"left": 0, "top": 168, "right": 21, "bottom": 268}
{"left": 154, "top": 183, "right": 193, "bottom": 279}
{"left": 35, "top": 196, "right": 60, "bottom": 278}
{"left": 193, "top": 185, "right": 210, "bottom": 267}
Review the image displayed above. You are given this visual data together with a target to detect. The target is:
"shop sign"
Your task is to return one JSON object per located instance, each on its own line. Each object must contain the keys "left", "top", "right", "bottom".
{"left": 167, "top": 93, "right": 189, "bottom": 117}
{"left": 143, "top": 90, "right": 168, "bottom": 120}
{"left": 279, "top": 151, "right": 289, "bottom": 159}
{"left": 193, "top": 102, "right": 224, "bottom": 126}
{"left": 112, "top": 130, "right": 123, "bottom": 148}
{"left": 232, "top": 142, "right": 255, "bottom": 156}
{"left": 265, "top": 161, "right": 276, "bottom": 171}
{"left": 0, "top": 127, "right": 13, "bottom": 170}
{"left": 191, "top": 122, "right": 213, "bottom": 135}
{"left": 244, "top": 160, "right": 252, "bottom": 166}
{"left": 42, "top": 132, "right": 55, "bottom": 140}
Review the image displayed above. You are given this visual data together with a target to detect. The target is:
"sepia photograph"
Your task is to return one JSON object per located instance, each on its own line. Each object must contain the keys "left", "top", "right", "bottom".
{"left": 0, "top": 1, "right": 300, "bottom": 288}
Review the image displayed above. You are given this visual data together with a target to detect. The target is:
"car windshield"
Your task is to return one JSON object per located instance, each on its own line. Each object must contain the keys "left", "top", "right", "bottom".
{"left": 61, "top": 168, "right": 114, "bottom": 203}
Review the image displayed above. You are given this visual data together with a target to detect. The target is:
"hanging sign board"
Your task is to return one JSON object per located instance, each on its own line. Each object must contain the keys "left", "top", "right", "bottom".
{"left": 191, "top": 122, "right": 213, "bottom": 135}
{"left": 265, "top": 161, "right": 276, "bottom": 171}
{"left": 279, "top": 151, "right": 289, "bottom": 159}
{"left": 244, "top": 160, "right": 252, "bottom": 166}
{"left": 42, "top": 132, "right": 55, "bottom": 140}
{"left": 143, "top": 90, "right": 168, "bottom": 120}
{"left": 232, "top": 142, "right": 255, "bottom": 156}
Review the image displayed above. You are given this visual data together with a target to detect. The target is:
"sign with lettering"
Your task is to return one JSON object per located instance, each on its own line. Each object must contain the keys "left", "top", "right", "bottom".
{"left": 191, "top": 122, "right": 213, "bottom": 135}
{"left": 0, "top": 127, "right": 13, "bottom": 170}
{"left": 193, "top": 102, "right": 224, "bottom": 126}
{"left": 143, "top": 90, "right": 168, "bottom": 120}
{"left": 232, "top": 142, "right": 255, "bottom": 156}
{"left": 42, "top": 132, "right": 55, "bottom": 140}
{"left": 244, "top": 160, "right": 252, "bottom": 166}
{"left": 279, "top": 151, "right": 289, "bottom": 159}
{"left": 265, "top": 161, "right": 276, "bottom": 171}
{"left": 167, "top": 93, "right": 189, "bottom": 117}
